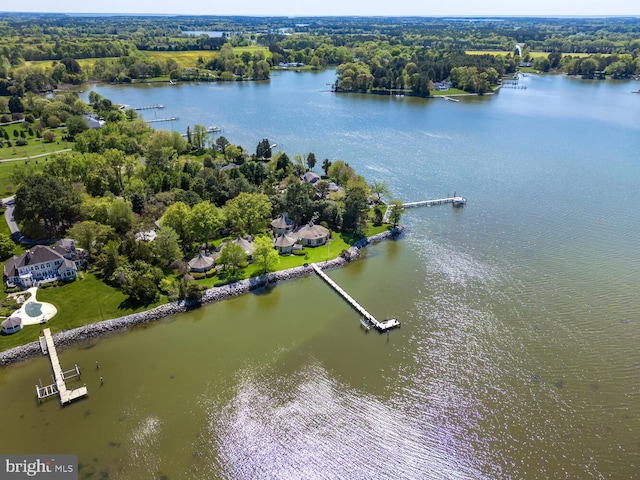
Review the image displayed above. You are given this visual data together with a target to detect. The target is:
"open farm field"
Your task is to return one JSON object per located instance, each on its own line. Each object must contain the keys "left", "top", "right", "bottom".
{"left": 25, "top": 47, "right": 272, "bottom": 72}
{"left": 26, "top": 57, "right": 117, "bottom": 71}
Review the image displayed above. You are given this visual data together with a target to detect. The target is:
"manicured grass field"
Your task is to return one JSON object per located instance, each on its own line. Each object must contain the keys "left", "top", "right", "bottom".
{"left": 0, "top": 141, "right": 70, "bottom": 162}
{"left": 431, "top": 88, "right": 469, "bottom": 96}
{"left": 0, "top": 159, "right": 46, "bottom": 197}
{"left": 0, "top": 123, "right": 70, "bottom": 166}
{"left": 234, "top": 46, "right": 272, "bottom": 58}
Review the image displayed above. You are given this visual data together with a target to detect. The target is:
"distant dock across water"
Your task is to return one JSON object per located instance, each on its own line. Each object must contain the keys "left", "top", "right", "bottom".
{"left": 383, "top": 195, "right": 466, "bottom": 223}
{"left": 145, "top": 117, "right": 179, "bottom": 123}
{"left": 133, "top": 104, "right": 164, "bottom": 110}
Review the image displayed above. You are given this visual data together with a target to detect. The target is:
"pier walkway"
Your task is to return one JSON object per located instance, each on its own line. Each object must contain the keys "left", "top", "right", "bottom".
{"left": 146, "top": 117, "right": 179, "bottom": 123}
{"left": 311, "top": 263, "right": 400, "bottom": 332}
{"left": 36, "top": 328, "right": 87, "bottom": 405}
{"left": 383, "top": 196, "right": 466, "bottom": 223}
{"left": 133, "top": 104, "right": 164, "bottom": 110}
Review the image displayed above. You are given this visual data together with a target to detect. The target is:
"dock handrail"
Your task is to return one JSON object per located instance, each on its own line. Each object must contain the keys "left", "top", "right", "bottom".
{"left": 311, "top": 263, "right": 399, "bottom": 332}
{"left": 383, "top": 195, "right": 466, "bottom": 223}
{"left": 36, "top": 329, "right": 88, "bottom": 405}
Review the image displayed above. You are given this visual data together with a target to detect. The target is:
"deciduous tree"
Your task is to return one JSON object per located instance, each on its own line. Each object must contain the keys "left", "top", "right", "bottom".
{"left": 224, "top": 192, "right": 272, "bottom": 235}
{"left": 14, "top": 173, "right": 81, "bottom": 237}
{"left": 218, "top": 242, "right": 246, "bottom": 276}
{"left": 185, "top": 200, "right": 224, "bottom": 247}
{"left": 389, "top": 199, "right": 404, "bottom": 228}
{"left": 342, "top": 184, "right": 369, "bottom": 234}
{"left": 152, "top": 226, "right": 183, "bottom": 266}
{"left": 252, "top": 235, "right": 279, "bottom": 274}
{"left": 68, "top": 220, "right": 116, "bottom": 258}
{"left": 370, "top": 179, "right": 390, "bottom": 201}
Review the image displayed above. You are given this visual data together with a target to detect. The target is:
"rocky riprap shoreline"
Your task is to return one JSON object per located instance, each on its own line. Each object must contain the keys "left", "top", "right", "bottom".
{"left": 0, "top": 227, "right": 403, "bottom": 366}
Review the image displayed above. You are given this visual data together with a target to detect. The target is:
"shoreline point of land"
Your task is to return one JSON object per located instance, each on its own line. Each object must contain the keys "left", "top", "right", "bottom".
{"left": 0, "top": 226, "right": 404, "bottom": 366}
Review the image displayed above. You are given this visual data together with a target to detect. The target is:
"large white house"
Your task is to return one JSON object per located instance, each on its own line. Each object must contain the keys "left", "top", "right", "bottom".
{"left": 4, "top": 239, "right": 85, "bottom": 289}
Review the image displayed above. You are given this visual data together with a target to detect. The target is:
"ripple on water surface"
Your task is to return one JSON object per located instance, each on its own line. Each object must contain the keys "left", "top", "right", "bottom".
{"left": 208, "top": 361, "right": 484, "bottom": 480}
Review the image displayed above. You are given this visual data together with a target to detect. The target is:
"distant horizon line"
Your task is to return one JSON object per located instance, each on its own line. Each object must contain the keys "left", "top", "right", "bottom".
{"left": 1, "top": 12, "right": 639, "bottom": 18}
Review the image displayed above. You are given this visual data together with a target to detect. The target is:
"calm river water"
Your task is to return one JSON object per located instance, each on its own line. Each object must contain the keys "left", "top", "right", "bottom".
{"left": 1, "top": 71, "right": 639, "bottom": 479}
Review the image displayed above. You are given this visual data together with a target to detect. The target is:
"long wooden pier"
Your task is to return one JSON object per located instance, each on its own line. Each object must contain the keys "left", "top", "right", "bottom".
{"left": 36, "top": 328, "right": 88, "bottom": 405}
{"left": 383, "top": 195, "right": 466, "bottom": 223}
{"left": 403, "top": 196, "right": 466, "bottom": 208}
{"left": 311, "top": 263, "right": 400, "bottom": 332}
{"left": 133, "top": 104, "right": 164, "bottom": 110}
{"left": 146, "top": 117, "right": 179, "bottom": 123}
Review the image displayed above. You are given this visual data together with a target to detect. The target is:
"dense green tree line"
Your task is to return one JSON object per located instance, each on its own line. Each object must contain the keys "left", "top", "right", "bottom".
{"left": 8, "top": 92, "right": 385, "bottom": 304}
{"left": 335, "top": 51, "right": 505, "bottom": 96}
{"left": 1, "top": 15, "right": 639, "bottom": 97}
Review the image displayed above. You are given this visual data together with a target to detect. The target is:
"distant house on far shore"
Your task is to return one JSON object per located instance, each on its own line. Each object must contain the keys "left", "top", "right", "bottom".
{"left": 301, "top": 171, "right": 321, "bottom": 184}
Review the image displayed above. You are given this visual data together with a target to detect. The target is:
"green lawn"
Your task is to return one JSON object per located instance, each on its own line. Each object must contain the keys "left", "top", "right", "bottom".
{"left": 0, "top": 159, "right": 46, "bottom": 197}
{"left": 0, "top": 222, "right": 395, "bottom": 352}
{"left": 431, "top": 88, "right": 469, "bottom": 96}
{"left": 0, "top": 141, "right": 69, "bottom": 161}
{"left": 0, "top": 271, "right": 167, "bottom": 352}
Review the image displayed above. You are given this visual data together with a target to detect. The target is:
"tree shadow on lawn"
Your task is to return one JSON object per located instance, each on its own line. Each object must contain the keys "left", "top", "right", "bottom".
{"left": 117, "top": 296, "right": 157, "bottom": 311}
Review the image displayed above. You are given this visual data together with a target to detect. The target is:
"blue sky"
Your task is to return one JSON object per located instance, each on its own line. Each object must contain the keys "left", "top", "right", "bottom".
{"left": 1, "top": 0, "right": 638, "bottom": 16}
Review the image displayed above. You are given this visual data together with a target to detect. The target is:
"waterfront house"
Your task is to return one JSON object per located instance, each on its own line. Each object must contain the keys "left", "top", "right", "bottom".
{"left": 3, "top": 240, "right": 85, "bottom": 289}
{"left": 274, "top": 233, "right": 297, "bottom": 254}
{"left": 434, "top": 80, "right": 453, "bottom": 91}
{"left": 188, "top": 251, "right": 215, "bottom": 273}
{"left": 296, "top": 221, "right": 329, "bottom": 247}
{"left": 271, "top": 213, "right": 294, "bottom": 236}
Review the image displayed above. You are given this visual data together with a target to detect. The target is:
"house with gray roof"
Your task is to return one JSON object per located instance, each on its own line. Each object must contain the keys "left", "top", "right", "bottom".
{"left": 83, "top": 114, "right": 105, "bottom": 129}
{"left": 273, "top": 233, "right": 298, "bottom": 254}
{"left": 1, "top": 316, "right": 22, "bottom": 335}
{"left": 3, "top": 239, "right": 85, "bottom": 289}
{"left": 271, "top": 213, "right": 294, "bottom": 236}
{"left": 188, "top": 251, "right": 215, "bottom": 273}
{"left": 226, "top": 236, "right": 255, "bottom": 257}
{"left": 301, "top": 171, "right": 321, "bottom": 184}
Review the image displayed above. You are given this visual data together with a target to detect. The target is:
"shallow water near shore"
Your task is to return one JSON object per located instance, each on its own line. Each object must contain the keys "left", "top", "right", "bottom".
{"left": 0, "top": 71, "right": 639, "bottom": 478}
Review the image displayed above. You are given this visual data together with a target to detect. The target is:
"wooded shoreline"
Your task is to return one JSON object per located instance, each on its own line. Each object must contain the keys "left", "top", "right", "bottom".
{"left": 0, "top": 226, "right": 403, "bottom": 366}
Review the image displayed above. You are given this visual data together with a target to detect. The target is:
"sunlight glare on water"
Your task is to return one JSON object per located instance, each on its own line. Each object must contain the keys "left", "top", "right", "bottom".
{"left": 208, "top": 361, "right": 483, "bottom": 480}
